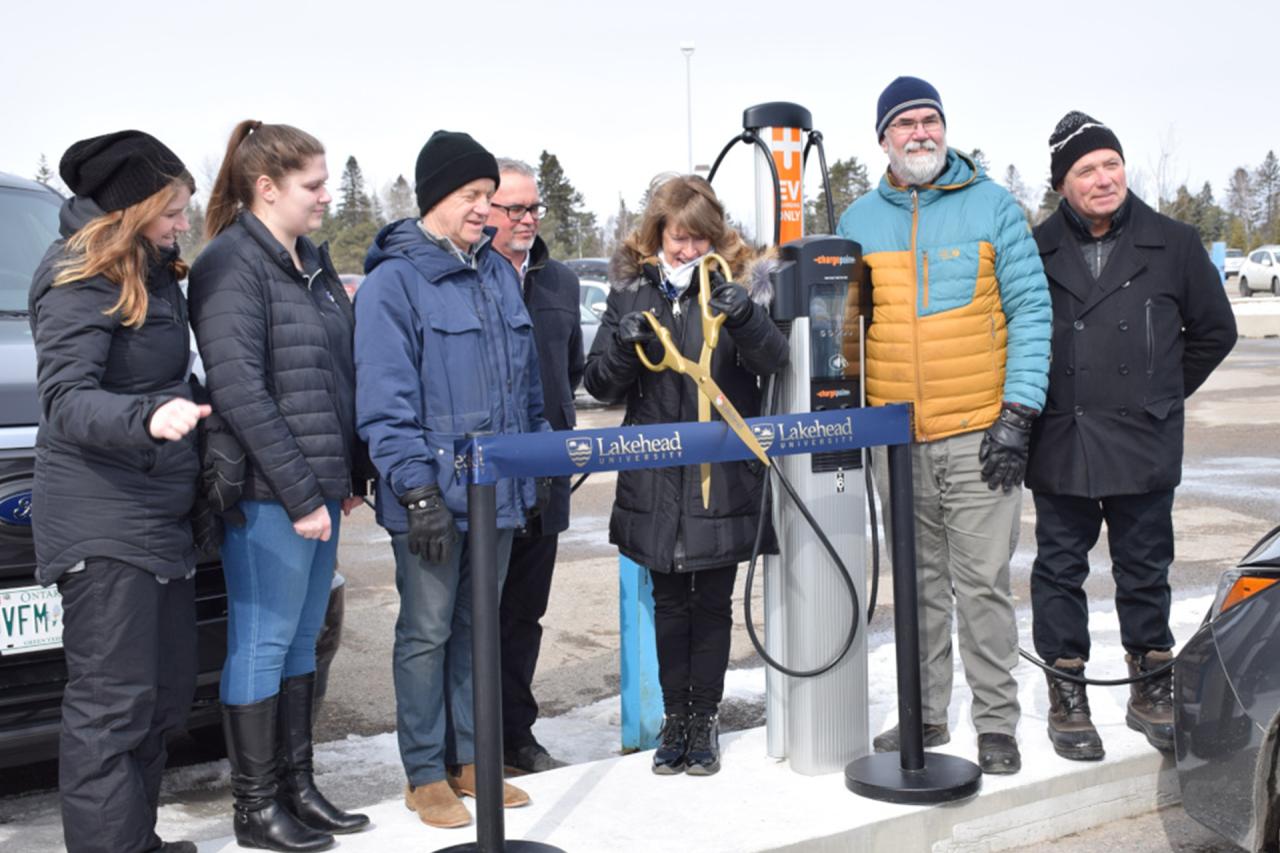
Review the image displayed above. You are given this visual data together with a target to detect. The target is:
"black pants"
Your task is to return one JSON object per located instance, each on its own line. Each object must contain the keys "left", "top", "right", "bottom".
{"left": 499, "top": 532, "right": 559, "bottom": 749}
{"left": 650, "top": 564, "right": 737, "bottom": 715}
{"left": 57, "top": 558, "right": 197, "bottom": 853}
{"left": 1031, "top": 490, "right": 1176, "bottom": 663}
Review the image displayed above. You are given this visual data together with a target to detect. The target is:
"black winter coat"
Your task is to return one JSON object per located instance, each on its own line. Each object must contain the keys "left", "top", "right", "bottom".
{"left": 584, "top": 254, "right": 788, "bottom": 573}
{"left": 28, "top": 197, "right": 198, "bottom": 584}
{"left": 1026, "top": 196, "right": 1237, "bottom": 498}
{"left": 188, "top": 211, "right": 364, "bottom": 521}
{"left": 521, "top": 236, "right": 584, "bottom": 535}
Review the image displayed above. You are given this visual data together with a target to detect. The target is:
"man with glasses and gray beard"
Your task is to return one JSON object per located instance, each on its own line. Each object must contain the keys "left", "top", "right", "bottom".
{"left": 485, "top": 158, "right": 584, "bottom": 774}
{"left": 837, "top": 76, "right": 1051, "bottom": 775}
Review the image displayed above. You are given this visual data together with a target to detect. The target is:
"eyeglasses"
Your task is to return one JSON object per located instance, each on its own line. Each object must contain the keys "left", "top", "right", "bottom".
{"left": 887, "top": 115, "right": 943, "bottom": 135}
{"left": 491, "top": 202, "right": 548, "bottom": 221}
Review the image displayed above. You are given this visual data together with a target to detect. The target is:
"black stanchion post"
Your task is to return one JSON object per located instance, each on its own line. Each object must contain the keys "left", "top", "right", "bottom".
{"left": 435, "top": 440, "right": 564, "bottom": 853}
{"left": 844, "top": 441, "right": 983, "bottom": 804}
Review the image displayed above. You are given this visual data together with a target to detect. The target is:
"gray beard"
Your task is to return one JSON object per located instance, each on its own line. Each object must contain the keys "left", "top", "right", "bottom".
{"left": 890, "top": 142, "right": 947, "bottom": 186}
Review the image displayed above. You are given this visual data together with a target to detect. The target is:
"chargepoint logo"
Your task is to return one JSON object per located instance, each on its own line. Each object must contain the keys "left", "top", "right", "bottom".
{"left": 772, "top": 416, "right": 856, "bottom": 448}
{"left": 814, "top": 255, "right": 857, "bottom": 267}
{"left": 750, "top": 423, "right": 776, "bottom": 453}
{"left": 565, "top": 437, "right": 594, "bottom": 468}
{"left": 593, "top": 431, "right": 684, "bottom": 464}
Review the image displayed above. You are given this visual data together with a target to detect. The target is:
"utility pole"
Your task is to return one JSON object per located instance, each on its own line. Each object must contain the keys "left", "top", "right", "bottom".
{"left": 681, "top": 42, "right": 695, "bottom": 174}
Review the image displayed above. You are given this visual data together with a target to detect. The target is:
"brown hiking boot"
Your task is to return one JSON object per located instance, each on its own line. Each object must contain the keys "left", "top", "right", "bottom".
{"left": 448, "top": 764, "right": 531, "bottom": 808}
{"left": 1046, "top": 658, "right": 1105, "bottom": 761}
{"left": 404, "top": 781, "right": 471, "bottom": 829}
{"left": 1125, "top": 650, "right": 1175, "bottom": 752}
{"left": 872, "top": 722, "right": 950, "bottom": 753}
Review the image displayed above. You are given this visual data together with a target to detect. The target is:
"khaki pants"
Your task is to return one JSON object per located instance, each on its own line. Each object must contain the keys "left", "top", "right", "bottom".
{"left": 874, "top": 430, "right": 1021, "bottom": 737}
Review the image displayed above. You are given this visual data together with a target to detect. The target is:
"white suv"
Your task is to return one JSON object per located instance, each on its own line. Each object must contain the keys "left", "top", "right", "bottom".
{"left": 1237, "top": 246, "right": 1280, "bottom": 297}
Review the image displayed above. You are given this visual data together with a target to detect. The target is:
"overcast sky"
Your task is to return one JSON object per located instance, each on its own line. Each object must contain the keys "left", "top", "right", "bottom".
{"left": 3, "top": 0, "right": 1275, "bottom": 242}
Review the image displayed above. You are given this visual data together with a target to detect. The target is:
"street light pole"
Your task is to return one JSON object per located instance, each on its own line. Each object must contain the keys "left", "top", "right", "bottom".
{"left": 681, "top": 42, "right": 695, "bottom": 174}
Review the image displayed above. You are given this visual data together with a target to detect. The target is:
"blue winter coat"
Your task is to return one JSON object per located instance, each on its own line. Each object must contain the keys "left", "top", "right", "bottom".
{"left": 354, "top": 219, "right": 550, "bottom": 533}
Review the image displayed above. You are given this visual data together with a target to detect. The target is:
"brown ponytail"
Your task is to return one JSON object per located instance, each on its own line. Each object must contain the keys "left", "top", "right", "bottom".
{"left": 204, "top": 120, "right": 325, "bottom": 239}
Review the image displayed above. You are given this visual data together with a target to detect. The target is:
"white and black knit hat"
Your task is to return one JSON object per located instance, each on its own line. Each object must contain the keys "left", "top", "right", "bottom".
{"left": 1049, "top": 111, "right": 1123, "bottom": 190}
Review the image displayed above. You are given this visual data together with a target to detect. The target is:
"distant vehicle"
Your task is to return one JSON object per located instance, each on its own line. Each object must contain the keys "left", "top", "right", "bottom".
{"left": 580, "top": 303, "right": 600, "bottom": 358}
{"left": 565, "top": 257, "right": 608, "bottom": 282}
{"left": 1236, "top": 246, "right": 1280, "bottom": 297}
{"left": 1224, "top": 248, "right": 1245, "bottom": 280}
{"left": 1176, "top": 525, "right": 1280, "bottom": 852}
{"left": 580, "top": 280, "right": 608, "bottom": 318}
{"left": 339, "top": 274, "right": 364, "bottom": 300}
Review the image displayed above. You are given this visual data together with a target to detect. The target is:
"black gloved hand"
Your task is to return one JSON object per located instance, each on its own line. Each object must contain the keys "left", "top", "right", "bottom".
{"left": 708, "top": 279, "right": 753, "bottom": 328}
{"left": 399, "top": 484, "right": 458, "bottom": 564}
{"left": 198, "top": 410, "right": 246, "bottom": 526}
{"left": 528, "top": 477, "right": 552, "bottom": 518}
{"left": 978, "top": 402, "right": 1038, "bottom": 492}
{"left": 616, "top": 310, "right": 663, "bottom": 362}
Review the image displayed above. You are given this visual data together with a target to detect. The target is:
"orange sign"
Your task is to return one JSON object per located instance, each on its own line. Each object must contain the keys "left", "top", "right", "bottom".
{"left": 769, "top": 126, "right": 804, "bottom": 244}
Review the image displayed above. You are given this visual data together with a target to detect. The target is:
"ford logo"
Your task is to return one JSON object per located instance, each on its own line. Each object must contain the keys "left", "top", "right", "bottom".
{"left": 0, "top": 491, "right": 33, "bottom": 527}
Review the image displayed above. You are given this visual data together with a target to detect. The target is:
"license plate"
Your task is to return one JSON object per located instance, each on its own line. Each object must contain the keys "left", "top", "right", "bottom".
{"left": 0, "top": 584, "right": 64, "bottom": 655}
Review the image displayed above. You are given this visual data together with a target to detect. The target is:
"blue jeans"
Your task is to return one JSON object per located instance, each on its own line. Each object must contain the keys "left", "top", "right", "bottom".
{"left": 220, "top": 500, "right": 340, "bottom": 705}
{"left": 392, "top": 528, "right": 513, "bottom": 786}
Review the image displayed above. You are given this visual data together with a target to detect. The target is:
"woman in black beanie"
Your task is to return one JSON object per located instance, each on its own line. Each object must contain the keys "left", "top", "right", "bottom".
{"left": 29, "top": 129, "right": 206, "bottom": 853}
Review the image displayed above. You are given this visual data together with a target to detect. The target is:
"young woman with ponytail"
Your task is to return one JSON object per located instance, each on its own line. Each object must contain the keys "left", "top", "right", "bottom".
{"left": 29, "top": 130, "right": 206, "bottom": 853}
{"left": 188, "top": 121, "right": 369, "bottom": 852}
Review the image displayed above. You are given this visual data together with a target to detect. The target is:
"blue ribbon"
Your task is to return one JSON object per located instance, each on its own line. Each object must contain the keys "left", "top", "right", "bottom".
{"left": 457, "top": 405, "right": 912, "bottom": 485}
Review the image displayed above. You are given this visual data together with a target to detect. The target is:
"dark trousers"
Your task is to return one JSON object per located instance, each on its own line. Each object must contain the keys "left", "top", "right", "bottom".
{"left": 57, "top": 558, "right": 197, "bottom": 853}
{"left": 499, "top": 532, "right": 559, "bottom": 749}
{"left": 650, "top": 564, "right": 737, "bottom": 715}
{"left": 1031, "top": 490, "right": 1176, "bottom": 663}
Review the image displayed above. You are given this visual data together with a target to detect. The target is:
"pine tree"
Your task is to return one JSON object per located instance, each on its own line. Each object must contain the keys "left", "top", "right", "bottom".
{"left": 607, "top": 194, "right": 635, "bottom": 255}
{"left": 1002, "top": 164, "right": 1032, "bottom": 221}
{"left": 336, "top": 156, "right": 373, "bottom": 228}
{"left": 1035, "top": 178, "right": 1062, "bottom": 225}
{"left": 537, "top": 151, "right": 593, "bottom": 257}
{"left": 34, "top": 154, "right": 54, "bottom": 185}
{"left": 1224, "top": 167, "right": 1260, "bottom": 247}
{"left": 1254, "top": 151, "right": 1280, "bottom": 241}
{"left": 969, "top": 148, "right": 991, "bottom": 175}
{"left": 804, "top": 156, "right": 871, "bottom": 234}
{"left": 1192, "top": 182, "right": 1226, "bottom": 244}
{"left": 384, "top": 174, "right": 417, "bottom": 221}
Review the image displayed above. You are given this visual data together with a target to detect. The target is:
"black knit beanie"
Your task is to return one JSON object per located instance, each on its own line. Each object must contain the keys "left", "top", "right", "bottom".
{"left": 414, "top": 130, "right": 500, "bottom": 216}
{"left": 1049, "top": 111, "right": 1124, "bottom": 190}
{"left": 59, "top": 130, "right": 186, "bottom": 212}
{"left": 876, "top": 76, "right": 945, "bottom": 140}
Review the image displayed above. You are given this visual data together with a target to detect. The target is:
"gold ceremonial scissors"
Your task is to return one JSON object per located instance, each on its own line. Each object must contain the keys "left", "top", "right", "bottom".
{"left": 635, "top": 253, "right": 770, "bottom": 508}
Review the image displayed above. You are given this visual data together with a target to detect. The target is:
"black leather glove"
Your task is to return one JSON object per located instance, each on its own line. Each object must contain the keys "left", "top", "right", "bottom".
{"left": 399, "top": 484, "right": 458, "bottom": 564}
{"left": 198, "top": 410, "right": 245, "bottom": 526}
{"left": 617, "top": 310, "right": 663, "bottom": 363}
{"left": 528, "top": 477, "right": 552, "bottom": 518}
{"left": 978, "top": 402, "right": 1037, "bottom": 492}
{"left": 708, "top": 279, "right": 753, "bottom": 328}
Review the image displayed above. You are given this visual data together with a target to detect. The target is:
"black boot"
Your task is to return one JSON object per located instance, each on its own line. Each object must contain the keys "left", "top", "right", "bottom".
{"left": 685, "top": 713, "right": 721, "bottom": 776}
{"left": 1125, "top": 650, "right": 1175, "bottom": 752}
{"left": 277, "top": 674, "right": 370, "bottom": 834}
{"left": 1046, "top": 659, "right": 1105, "bottom": 761}
{"left": 222, "top": 696, "right": 334, "bottom": 852}
{"left": 651, "top": 712, "right": 688, "bottom": 775}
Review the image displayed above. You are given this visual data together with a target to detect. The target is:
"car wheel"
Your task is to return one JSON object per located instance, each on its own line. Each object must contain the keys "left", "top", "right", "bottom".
{"left": 1240, "top": 277, "right": 1251, "bottom": 297}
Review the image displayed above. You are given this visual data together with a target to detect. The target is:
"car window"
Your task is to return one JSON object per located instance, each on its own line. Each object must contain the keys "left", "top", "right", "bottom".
{"left": 1227, "top": 249, "right": 1244, "bottom": 258}
{"left": 1264, "top": 254, "right": 1275, "bottom": 267}
{"left": 0, "top": 187, "right": 62, "bottom": 313}
{"left": 1251, "top": 251, "right": 1266, "bottom": 263}
{"left": 580, "top": 304, "right": 600, "bottom": 324}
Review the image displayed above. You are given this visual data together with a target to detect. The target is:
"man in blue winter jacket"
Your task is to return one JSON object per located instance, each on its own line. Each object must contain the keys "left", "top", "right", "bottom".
{"left": 353, "top": 130, "right": 550, "bottom": 830}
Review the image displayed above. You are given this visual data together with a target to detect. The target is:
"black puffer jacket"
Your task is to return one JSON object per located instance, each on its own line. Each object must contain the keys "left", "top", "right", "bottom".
{"left": 584, "top": 252, "right": 788, "bottom": 573}
{"left": 28, "top": 196, "right": 198, "bottom": 584}
{"left": 188, "top": 211, "right": 363, "bottom": 521}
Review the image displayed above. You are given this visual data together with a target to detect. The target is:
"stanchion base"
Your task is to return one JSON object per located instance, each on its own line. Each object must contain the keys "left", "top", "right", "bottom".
{"left": 433, "top": 841, "right": 566, "bottom": 853}
{"left": 845, "top": 752, "right": 982, "bottom": 804}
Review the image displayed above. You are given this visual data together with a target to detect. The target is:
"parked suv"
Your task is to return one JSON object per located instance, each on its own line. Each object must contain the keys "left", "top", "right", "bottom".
{"left": 0, "top": 171, "right": 345, "bottom": 767}
{"left": 1237, "top": 245, "right": 1280, "bottom": 297}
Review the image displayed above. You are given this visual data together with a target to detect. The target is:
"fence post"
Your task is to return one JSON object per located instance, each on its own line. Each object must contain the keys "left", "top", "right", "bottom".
{"left": 618, "top": 555, "right": 663, "bottom": 751}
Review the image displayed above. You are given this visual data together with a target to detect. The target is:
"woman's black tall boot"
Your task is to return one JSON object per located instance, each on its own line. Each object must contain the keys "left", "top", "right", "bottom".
{"left": 276, "top": 673, "right": 370, "bottom": 833}
{"left": 222, "top": 695, "right": 334, "bottom": 851}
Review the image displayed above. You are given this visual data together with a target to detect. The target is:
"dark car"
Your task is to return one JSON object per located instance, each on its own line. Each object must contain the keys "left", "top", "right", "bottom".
{"left": 0, "top": 171, "right": 345, "bottom": 767}
{"left": 1175, "top": 525, "right": 1280, "bottom": 851}
{"left": 564, "top": 256, "right": 609, "bottom": 283}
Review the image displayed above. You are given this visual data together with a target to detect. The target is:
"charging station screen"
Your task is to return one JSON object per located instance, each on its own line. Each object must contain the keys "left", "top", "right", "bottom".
{"left": 809, "top": 282, "right": 855, "bottom": 379}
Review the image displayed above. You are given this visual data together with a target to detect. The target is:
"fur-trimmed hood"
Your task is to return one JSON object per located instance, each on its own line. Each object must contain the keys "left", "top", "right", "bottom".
{"left": 607, "top": 248, "right": 777, "bottom": 306}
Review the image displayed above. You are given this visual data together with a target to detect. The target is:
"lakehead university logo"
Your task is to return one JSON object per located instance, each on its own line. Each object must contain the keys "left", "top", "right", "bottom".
{"left": 750, "top": 423, "right": 776, "bottom": 453}
{"left": 565, "top": 437, "right": 594, "bottom": 468}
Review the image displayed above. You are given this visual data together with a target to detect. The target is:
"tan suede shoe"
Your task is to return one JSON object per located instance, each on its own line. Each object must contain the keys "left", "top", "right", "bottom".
{"left": 404, "top": 781, "right": 472, "bottom": 828}
{"left": 448, "top": 764, "right": 530, "bottom": 807}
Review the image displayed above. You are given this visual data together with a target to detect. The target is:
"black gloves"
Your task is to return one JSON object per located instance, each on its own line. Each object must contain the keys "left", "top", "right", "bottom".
{"left": 529, "top": 477, "right": 552, "bottom": 518}
{"left": 708, "top": 279, "right": 753, "bottom": 328}
{"left": 197, "top": 409, "right": 246, "bottom": 526}
{"left": 617, "top": 310, "right": 663, "bottom": 363}
{"left": 978, "top": 402, "right": 1038, "bottom": 492}
{"left": 399, "top": 484, "right": 458, "bottom": 564}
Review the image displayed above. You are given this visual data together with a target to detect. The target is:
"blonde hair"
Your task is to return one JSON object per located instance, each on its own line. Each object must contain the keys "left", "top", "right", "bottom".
{"left": 53, "top": 175, "right": 194, "bottom": 327}
{"left": 623, "top": 174, "right": 754, "bottom": 279}
{"left": 205, "top": 120, "right": 325, "bottom": 238}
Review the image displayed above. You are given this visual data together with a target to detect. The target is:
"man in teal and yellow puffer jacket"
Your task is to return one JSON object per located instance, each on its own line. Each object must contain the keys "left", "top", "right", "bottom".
{"left": 838, "top": 76, "right": 1051, "bottom": 776}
